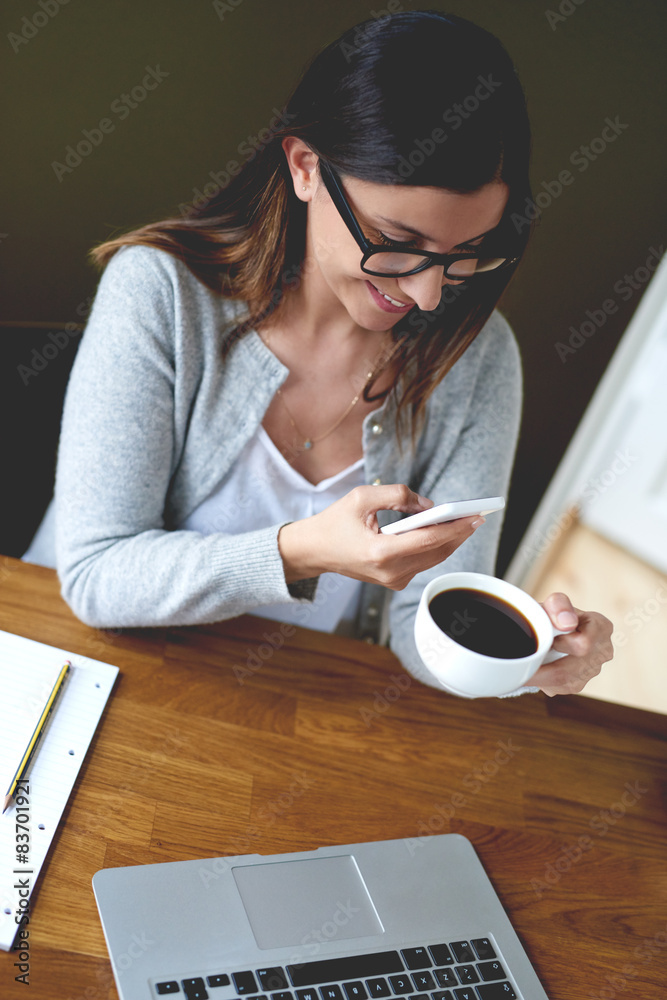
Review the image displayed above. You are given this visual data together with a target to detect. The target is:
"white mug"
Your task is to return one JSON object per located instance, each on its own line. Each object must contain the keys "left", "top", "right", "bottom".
{"left": 414, "top": 571, "right": 567, "bottom": 698}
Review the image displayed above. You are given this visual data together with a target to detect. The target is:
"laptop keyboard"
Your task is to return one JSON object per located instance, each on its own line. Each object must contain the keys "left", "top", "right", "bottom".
{"left": 153, "top": 940, "right": 518, "bottom": 1000}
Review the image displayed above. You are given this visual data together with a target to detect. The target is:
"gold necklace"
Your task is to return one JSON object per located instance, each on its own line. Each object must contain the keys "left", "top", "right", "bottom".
{"left": 262, "top": 332, "right": 401, "bottom": 455}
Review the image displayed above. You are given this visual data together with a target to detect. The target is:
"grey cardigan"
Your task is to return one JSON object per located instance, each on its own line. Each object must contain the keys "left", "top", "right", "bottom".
{"left": 50, "top": 245, "right": 523, "bottom": 689}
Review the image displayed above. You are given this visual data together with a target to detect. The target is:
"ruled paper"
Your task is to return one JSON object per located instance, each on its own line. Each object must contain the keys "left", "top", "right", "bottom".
{"left": 0, "top": 630, "right": 118, "bottom": 950}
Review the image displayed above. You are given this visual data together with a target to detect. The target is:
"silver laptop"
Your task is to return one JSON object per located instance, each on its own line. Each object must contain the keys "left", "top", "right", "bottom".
{"left": 92, "top": 834, "right": 548, "bottom": 1000}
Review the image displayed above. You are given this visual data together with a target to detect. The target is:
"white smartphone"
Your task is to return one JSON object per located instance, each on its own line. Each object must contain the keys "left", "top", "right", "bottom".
{"left": 379, "top": 496, "right": 505, "bottom": 535}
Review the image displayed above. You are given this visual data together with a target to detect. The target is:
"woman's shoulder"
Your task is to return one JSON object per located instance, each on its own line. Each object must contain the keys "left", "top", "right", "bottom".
{"left": 436, "top": 308, "right": 522, "bottom": 392}
{"left": 475, "top": 309, "right": 521, "bottom": 366}
{"left": 100, "top": 243, "right": 181, "bottom": 285}
{"left": 98, "top": 244, "right": 246, "bottom": 323}
{"left": 418, "top": 308, "right": 522, "bottom": 431}
{"left": 473, "top": 308, "right": 523, "bottom": 386}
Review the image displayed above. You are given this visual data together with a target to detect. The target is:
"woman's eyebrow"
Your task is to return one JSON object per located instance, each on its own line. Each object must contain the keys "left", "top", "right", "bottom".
{"left": 375, "top": 215, "right": 495, "bottom": 244}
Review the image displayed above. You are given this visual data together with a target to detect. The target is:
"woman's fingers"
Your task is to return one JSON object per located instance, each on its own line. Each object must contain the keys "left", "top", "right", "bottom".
{"left": 363, "top": 515, "right": 482, "bottom": 590}
{"left": 529, "top": 593, "right": 614, "bottom": 696}
{"left": 351, "top": 483, "right": 434, "bottom": 528}
{"left": 278, "top": 484, "right": 482, "bottom": 587}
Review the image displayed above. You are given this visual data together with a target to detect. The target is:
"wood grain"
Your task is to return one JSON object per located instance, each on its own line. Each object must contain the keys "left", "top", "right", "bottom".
{"left": 0, "top": 558, "right": 665, "bottom": 1000}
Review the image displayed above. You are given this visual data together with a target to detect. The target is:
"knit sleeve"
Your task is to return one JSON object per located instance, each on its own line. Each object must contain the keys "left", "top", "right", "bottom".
{"left": 55, "top": 246, "right": 314, "bottom": 628}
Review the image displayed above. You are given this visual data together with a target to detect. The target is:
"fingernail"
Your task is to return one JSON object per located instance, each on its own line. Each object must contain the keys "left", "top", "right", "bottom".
{"left": 557, "top": 611, "right": 578, "bottom": 628}
{"left": 471, "top": 516, "right": 486, "bottom": 529}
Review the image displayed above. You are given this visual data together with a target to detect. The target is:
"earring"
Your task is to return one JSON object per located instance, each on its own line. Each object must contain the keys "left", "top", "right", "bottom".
{"left": 302, "top": 185, "right": 307, "bottom": 191}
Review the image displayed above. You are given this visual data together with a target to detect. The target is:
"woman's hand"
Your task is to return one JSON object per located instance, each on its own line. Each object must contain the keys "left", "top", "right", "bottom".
{"left": 528, "top": 591, "right": 614, "bottom": 696}
{"left": 278, "top": 484, "right": 484, "bottom": 590}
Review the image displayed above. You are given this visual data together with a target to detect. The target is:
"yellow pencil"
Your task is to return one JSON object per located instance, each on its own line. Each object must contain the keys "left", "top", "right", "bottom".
{"left": 3, "top": 660, "right": 71, "bottom": 813}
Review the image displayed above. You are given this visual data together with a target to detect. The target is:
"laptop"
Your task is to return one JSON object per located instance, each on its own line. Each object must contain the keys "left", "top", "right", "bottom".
{"left": 92, "top": 834, "right": 549, "bottom": 1000}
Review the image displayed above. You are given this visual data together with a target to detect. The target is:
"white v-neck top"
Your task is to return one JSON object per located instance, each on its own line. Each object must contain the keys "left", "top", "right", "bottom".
{"left": 180, "top": 426, "right": 366, "bottom": 632}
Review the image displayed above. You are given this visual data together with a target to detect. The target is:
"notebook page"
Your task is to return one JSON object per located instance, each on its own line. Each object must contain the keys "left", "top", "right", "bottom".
{"left": 0, "top": 630, "right": 118, "bottom": 950}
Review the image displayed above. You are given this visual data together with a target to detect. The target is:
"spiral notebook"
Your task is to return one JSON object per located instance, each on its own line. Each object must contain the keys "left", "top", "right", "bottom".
{"left": 0, "top": 628, "right": 118, "bottom": 950}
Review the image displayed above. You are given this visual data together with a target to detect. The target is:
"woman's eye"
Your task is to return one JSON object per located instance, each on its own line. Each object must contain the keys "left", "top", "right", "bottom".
{"left": 372, "top": 230, "right": 488, "bottom": 254}
{"left": 456, "top": 241, "right": 484, "bottom": 254}
{"left": 375, "top": 231, "right": 418, "bottom": 249}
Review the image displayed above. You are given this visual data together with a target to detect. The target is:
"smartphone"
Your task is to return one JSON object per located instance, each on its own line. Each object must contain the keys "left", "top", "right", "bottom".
{"left": 379, "top": 496, "right": 505, "bottom": 535}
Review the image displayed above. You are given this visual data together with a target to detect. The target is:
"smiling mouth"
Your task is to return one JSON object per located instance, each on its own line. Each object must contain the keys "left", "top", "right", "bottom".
{"left": 371, "top": 283, "right": 412, "bottom": 308}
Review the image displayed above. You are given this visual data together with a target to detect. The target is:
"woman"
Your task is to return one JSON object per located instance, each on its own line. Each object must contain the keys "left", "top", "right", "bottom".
{"left": 30, "top": 10, "right": 612, "bottom": 694}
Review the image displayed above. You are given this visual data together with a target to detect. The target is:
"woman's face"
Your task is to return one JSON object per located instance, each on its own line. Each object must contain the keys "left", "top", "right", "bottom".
{"left": 304, "top": 164, "right": 509, "bottom": 332}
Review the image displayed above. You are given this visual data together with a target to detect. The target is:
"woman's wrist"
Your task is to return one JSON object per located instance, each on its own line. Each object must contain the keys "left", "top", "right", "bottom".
{"left": 278, "top": 519, "right": 326, "bottom": 584}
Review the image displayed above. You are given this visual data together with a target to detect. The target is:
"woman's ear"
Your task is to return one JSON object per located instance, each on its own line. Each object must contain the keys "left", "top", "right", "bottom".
{"left": 281, "top": 136, "right": 319, "bottom": 201}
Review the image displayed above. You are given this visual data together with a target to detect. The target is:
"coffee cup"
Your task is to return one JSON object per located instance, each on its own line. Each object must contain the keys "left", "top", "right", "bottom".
{"left": 414, "top": 571, "right": 567, "bottom": 698}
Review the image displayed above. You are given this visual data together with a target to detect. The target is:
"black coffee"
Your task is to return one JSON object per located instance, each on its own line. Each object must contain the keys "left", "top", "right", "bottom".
{"left": 428, "top": 587, "right": 538, "bottom": 658}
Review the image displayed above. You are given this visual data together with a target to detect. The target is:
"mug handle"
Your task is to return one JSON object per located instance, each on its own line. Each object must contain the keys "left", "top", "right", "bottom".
{"left": 510, "top": 628, "right": 570, "bottom": 696}
{"left": 542, "top": 627, "right": 571, "bottom": 664}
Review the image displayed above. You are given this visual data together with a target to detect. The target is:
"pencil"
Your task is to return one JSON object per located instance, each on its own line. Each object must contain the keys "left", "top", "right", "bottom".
{"left": 3, "top": 660, "right": 71, "bottom": 813}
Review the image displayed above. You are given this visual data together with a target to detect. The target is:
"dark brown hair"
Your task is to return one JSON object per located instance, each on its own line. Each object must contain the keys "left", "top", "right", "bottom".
{"left": 91, "top": 10, "right": 532, "bottom": 439}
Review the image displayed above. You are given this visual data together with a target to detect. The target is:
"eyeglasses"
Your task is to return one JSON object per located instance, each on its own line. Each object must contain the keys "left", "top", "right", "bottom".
{"left": 318, "top": 159, "right": 519, "bottom": 280}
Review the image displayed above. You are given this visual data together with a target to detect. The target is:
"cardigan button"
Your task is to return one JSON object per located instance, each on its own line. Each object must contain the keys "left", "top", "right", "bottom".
{"left": 371, "top": 422, "right": 383, "bottom": 436}
{"left": 372, "top": 477, "right": 382, "bottom": 486}
{"left": 367, "top": 605, "right": 379, "bottom": 618}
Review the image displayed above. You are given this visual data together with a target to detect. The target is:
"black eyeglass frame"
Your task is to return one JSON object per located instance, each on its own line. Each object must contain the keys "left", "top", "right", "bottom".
{"left": 318, "top": 158, "right": 520, "bottom": 280}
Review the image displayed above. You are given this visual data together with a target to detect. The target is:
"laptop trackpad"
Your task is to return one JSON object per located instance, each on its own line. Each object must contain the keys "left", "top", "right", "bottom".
{"left": 232, "top": 855, "right": 384, "bottom": 950}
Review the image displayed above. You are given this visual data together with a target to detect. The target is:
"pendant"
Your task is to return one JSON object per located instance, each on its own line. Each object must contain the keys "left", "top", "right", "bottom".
{"left": 303, "top": 439, "right": 313, "bottom": 450}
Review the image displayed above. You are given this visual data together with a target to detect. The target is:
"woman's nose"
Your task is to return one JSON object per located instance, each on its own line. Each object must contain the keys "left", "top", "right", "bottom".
{"left": 397, "top": 266, "right": 454, "bottom": 312}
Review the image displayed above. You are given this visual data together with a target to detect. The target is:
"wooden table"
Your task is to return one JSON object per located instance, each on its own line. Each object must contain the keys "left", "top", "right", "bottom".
{"left": 0, "top": 557, "right": 665, "bottom": 1000}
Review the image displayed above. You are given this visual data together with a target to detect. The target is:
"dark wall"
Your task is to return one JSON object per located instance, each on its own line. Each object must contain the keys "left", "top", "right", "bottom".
{"left": 2, "top": 0, "right": 666, "bottom": 569}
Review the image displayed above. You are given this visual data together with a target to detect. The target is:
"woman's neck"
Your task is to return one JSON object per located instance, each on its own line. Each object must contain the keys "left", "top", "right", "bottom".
{"left": 263, "top": 264, "right": 374, "bottom": 349}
